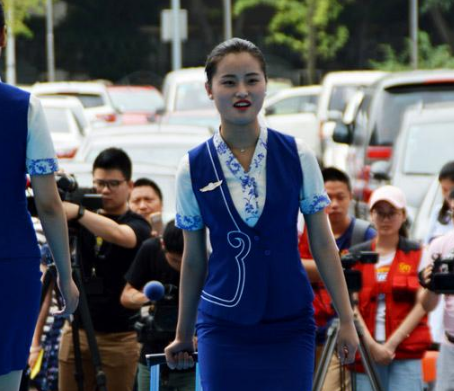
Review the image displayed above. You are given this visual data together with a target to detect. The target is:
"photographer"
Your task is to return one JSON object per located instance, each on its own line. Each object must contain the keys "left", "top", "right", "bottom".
{"left": 58, "top": 148, "right": 151, "bottom": 391}
{"left": 120, "top": 221, "right": 195, "bottom": 391}
{"left": 299, "top": 167, "right": 375, "bottom": 391}
{"left": 350, "top": 186, "right": 431, "bottom": 391}
{"left": 420, "top": 189, "right": 454, "bottom": 391}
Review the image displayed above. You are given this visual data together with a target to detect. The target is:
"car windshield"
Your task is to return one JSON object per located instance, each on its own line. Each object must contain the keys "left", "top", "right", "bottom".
{"left": 403, "top": 121, "right": 454, "bottom": 175}
{"left": 328, "top": 85, "right": 359, "bottom": 112}
{"left": 42, "top": 107, "right": 73, "bottom": 134}
{"left": 373, "top": 85, "right": 454, "bottom": 145}
{"left": 109, "top": 89, "right": 164, "bottom": 112}
{"left": 86, "top": 144, "right": 189, "bottom": 167}
{"left": 175, "top": 82, "right": 213, "bottom": 111}
{"left": 42, "top": 93, "right": 105, "bottom": 108}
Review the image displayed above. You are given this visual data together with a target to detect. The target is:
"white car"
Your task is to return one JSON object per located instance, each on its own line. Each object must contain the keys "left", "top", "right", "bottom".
{"left": 41, "top": 98, "right": 88, "bottom": 159}
{"left": 317, "top": 70, "right": 387, "bottom": 169}
{"left": 32, "top": 81, "right": 120, "bottom": 127}
{"left": 264, "top": 85, "right": 321, "bottom": 158}
{"left": 161, "top": 67, "right": 215, "bottom": 113}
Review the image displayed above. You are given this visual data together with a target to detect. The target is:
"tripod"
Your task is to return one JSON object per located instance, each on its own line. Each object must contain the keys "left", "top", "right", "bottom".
{"left": 68, "top": 233, "right": 109, "bottom": 391}
{"left": 312, "top": 315, "right": 384, "bottom": 391}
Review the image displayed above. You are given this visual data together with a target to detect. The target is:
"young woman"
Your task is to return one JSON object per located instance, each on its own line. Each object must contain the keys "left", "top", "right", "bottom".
{"left": 0, "top": 6, "right": 78, "bottom": 391}
{"left": 349, "top": 185, "right": 432, "bottom": 391}
{"left": 424, "top": 161, "right": 454, "bottom": 245}
{"left": 164, "top": 38, "right": 358, "bottom": 391}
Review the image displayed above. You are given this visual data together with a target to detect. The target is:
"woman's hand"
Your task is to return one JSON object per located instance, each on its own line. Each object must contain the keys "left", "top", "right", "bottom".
{"left": 337, "top": 319, "right": 359, "bottom": 365}
{"left": 165, "top": 339, "right": 195, "bottom": 370}
{"left": 370, "top": 341, "right": 395, "bottom": 365}
{"left": 28, "top": 347, "right": 42, "bottom": 369}
{"left": 54, "top": 277, "right": 79, "bottom": 316}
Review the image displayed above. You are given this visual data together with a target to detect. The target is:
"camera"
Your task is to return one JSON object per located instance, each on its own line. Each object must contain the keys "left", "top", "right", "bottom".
{"left": 133, "top": 284, "right": 179, "bottom": 344}
{"left": 341, "top": 251, "right": 378, "bottom": 292}
{"left": 430, "top": 252, "right": 454, "bottom": 294}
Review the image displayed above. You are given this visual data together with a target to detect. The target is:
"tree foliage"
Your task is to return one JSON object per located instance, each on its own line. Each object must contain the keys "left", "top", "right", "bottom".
{"left": 422, "top": 0, "right": 454, "bottom": 12}
{"left": 233, "top": 0, "right": 349, "bottom": 62}
{"left": 370, "top": 31, "right": 454, "bottom": 71}
{"left": 3, "top": 0, "right": 45, "bottom": 37}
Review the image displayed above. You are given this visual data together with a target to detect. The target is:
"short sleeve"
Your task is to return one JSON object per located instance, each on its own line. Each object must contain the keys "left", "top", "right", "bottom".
{"left": 295, "top": 138, "right": 330, "bottom": 215}
{"left": 26, "top": 95, "right": 58, "bottom": 175}
{"left": 175, "top": 154, "right": 204, "bottom": 230}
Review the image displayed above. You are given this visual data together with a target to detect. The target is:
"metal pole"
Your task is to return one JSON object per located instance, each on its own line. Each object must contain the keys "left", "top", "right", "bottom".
{"left": 223, "top": 0, "right": 232, "bottom": 40}
{"left": 6, "top": 0, "right": 16, "bottom": 85}
{"left": 46, "top": 0, "right": 55, "bottom": 81}
{"left": 410, "top": 0, "right": 418, "bottom": 69}
{"left": 171, "top": 0, "right": 181, "bottom": 70}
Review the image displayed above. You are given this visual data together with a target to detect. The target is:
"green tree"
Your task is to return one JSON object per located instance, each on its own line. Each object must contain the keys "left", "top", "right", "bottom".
{"left": 3, "top": 0, "right": 44, "bottom": 37}
{"left": 370, "top": 31, "right": 454, "bottom": 71}
{"left": 234, "top": 0, "right": 349, "bottom": 83}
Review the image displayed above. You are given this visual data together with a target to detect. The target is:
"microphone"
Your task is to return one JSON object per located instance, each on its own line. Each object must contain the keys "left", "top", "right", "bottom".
{"left": 143, "top": 280, "right": 165, "bottom": 302}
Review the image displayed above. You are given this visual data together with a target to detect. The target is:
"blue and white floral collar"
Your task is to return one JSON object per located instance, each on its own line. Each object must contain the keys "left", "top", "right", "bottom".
{"left": 213, "top": 126, "right": 268, "bottom": 177}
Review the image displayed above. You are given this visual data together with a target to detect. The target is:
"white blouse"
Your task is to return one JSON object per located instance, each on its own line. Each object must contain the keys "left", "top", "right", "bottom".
{"left": 26, "top": 94, "right": 58, "bottom": 175}
{"left": 175, "top": 126, "right": 330, "bottom": 230}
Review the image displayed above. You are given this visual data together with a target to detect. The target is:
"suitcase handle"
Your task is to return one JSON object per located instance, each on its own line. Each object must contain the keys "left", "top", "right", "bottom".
{"left": 146, "top": 352, "right": 198, "bottom": 367}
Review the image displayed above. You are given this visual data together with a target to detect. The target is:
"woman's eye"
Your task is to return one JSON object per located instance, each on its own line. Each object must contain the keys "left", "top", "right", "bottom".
{"left": 222, "top": 80, "right": 235, "bottom": 86}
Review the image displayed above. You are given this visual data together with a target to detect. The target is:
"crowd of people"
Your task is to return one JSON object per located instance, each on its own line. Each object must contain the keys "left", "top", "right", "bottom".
{"left": 2, "top": 3, "right": 454, "bottom": 388}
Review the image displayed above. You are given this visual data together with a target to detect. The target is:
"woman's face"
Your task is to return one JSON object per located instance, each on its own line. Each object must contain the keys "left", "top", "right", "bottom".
{"left": 440, "top": 178, "right": 454, "bottom": 201}
{"left": 206, "top": 52, "right": 266, "bottom": 128}
{"left": 370, "top": 201, "right": 406, "bottom": 237}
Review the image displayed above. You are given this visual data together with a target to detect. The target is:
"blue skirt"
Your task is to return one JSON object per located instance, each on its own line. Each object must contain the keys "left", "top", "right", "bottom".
{"left": 196, "top": 306, "right": 316, "bottom": 391}
{"left": 0, "top": 258, "right": 42, "bottom": 375}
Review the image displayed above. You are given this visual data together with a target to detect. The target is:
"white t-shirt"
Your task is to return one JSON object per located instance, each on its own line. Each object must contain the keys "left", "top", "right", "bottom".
{"left": 26, "top": 94, "right": 58, "bottom": 175}
{"left": 175, "top": 126, "right": 330, "bottom": 230}
{"left": 375, "top": 251, "right": 396, "bottom": 341}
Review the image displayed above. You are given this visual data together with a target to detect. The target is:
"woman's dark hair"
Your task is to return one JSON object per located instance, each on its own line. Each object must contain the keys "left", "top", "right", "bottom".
{"left": 0, "top": 1, "right": 5, "bottom": 28}
{"left": 93, "top": 147, "right": 132, "bottom": 181}
{"left": 205, "top": 38, "right": 267, "bottom": 87}
{"left": 162, "top": 220, "right": 183, "bottom": 255}
{"left": 133, "top": 177, "right": 163, "bottom": 202}
{"left": 437, "top": 161, "right": 454, "bottom": 225}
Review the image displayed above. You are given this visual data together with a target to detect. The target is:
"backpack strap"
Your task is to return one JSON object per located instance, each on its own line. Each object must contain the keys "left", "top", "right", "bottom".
{"left": 351, "top": 218, "right": 372, "bottom": 247}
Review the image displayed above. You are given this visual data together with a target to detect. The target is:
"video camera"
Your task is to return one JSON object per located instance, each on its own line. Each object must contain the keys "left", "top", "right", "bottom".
{"left": 27, "top": 173, "right": 103, "bottom": 216}
{"left": 429, "top": 252, "right": 454, "bottom": 294}
{"left": 341, "top": 251, "right": 378, "bottom": 292}
{"left": 133, "top": 284, "right": 179, "bottom": 344}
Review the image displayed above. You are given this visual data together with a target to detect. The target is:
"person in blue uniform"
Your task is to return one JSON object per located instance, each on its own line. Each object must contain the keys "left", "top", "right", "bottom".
{"left": 164, "top": 38, "right": 358, "bottom": 391}
{"left": 0, "top": 5, "right": 79, "bottom": 390}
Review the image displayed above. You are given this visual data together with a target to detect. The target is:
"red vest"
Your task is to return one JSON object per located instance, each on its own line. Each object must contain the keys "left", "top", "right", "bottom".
{"left": 352, "top": 238, "right": 432, "bottom": 367}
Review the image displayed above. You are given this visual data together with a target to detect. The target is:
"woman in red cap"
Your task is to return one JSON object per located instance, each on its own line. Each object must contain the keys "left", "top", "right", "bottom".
{"left": 349, "top": 185, "right": 432, "bottom": 391}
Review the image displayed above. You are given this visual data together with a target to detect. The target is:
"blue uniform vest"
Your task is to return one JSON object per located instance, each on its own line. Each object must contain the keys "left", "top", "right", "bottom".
{"left": 189, "top": 129, "right": 314, "bottom": 324}
{"left": 0, "top": 83, "right": 40, "bottom": 259}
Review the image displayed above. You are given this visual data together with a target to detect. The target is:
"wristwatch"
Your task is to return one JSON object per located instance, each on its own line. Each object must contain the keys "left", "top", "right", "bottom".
{"left": 76, "top": 205, "right": 86, "bottom": 221}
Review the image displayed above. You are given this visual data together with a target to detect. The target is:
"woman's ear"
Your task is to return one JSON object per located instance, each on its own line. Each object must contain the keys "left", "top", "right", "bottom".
{"left": 205, "top": 82, "right": 213, "bottom": 100}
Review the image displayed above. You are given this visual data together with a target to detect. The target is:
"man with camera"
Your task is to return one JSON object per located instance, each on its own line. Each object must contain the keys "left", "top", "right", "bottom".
{"left": 58, "top": 148, "right": 151, "bottom": 391}
{"left": 120, "top": 220, "right": 195, "bottom": 391}
{"left": 299, "top": 167, "right": 375, "bottom": 391}
{"left": 421, "top": 189, "right": 454, "bottom": 391}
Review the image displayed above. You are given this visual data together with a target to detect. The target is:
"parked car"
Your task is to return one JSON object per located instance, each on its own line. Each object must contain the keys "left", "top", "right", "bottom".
{"left": 73, "top": 129, "right": 210, "bottom": 169}
{"left": 263, "top": 85, "right": 321, "bottom": 157}
{"left": 107, "top": 85, "right": 164, "bottom": 124}
{"left": 370, "top": 105, "right": 454, "bottom": 223}
{"left": 162, "top": 67, "right": 214, "bottom": 113}
{"left": 333, "top": 69, "right": 454, "bottom": 209}
{"left": 317, "top": 70, "right": 387, "bottom": 169}
{"left": 32, "top": 81, "right": 120, "bottom": 127}
{"left": 41, "top": 98, "right": 88, "bottom": 159}
{"left": 159, "top": 109, "right": 219, "bottom": 133}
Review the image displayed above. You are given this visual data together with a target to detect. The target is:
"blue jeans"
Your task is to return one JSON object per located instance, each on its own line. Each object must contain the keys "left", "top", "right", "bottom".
{"left": 435, "top": 342, "right": 454, "bottom": 391}
{"left": 353, "top": 359, "right": 423, "bottom": 391}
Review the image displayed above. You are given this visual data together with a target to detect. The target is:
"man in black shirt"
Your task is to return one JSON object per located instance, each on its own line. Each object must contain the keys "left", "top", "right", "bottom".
{"left": 59, "top": 148, "right": 151, "bottom": 391}
{"left": 121, "top": 221, "right": 195, "bottom": 391}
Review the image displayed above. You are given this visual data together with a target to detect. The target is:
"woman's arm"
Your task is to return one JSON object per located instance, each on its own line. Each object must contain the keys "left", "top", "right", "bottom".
{"left": 305, "top": 210, "right": 359, "bottom": 363}
{"left": 165, "top": 229, "right": 207, "bottom": 369}
{"left": 384, "top": 288, "right": 428, "bottom": 354}
{"left": 31, "top": 174, "right": 79, "bottom": 316}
